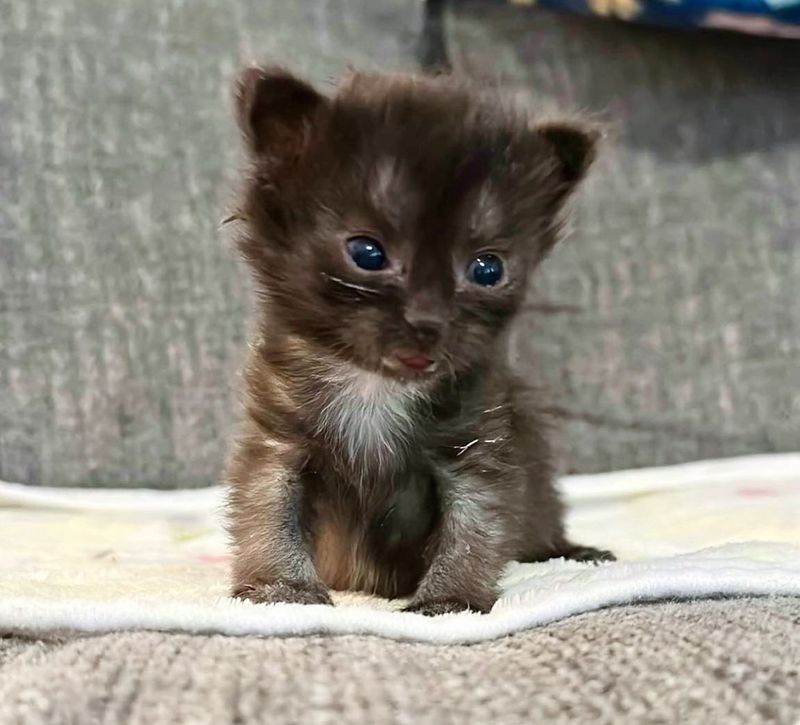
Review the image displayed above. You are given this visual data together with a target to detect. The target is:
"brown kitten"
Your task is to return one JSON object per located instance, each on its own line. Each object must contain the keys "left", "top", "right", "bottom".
{"left": 225, "top": 66, "right": 613, "bottom": 615}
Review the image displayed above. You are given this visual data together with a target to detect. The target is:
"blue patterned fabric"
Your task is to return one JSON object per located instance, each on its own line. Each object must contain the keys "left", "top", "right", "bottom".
{"left": 510, "top": 0, "right": 800, "bottom": 36}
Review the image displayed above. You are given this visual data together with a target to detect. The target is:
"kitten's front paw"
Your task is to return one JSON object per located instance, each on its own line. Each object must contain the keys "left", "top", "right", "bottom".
{"left": 403, "top": 598, "right": 489, "bottom": 616}
{"left": 233, "top": 580, "right": 333, "bottom": 606}
{"left": 562, "top": 545, "right": 616, "bottom": 564}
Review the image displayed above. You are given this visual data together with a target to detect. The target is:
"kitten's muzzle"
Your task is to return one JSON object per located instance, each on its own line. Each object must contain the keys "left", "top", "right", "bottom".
{"left": 386, "top": 307, "right": 444, "bottom": 376}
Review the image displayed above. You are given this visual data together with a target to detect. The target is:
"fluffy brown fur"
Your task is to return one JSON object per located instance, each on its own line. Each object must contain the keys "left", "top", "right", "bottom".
{"left": 225, "top": 66, "right": 613, "bottom": 615}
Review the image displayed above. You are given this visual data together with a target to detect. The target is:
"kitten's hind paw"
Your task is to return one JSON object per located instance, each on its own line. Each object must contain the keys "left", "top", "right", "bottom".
{"left": 560, "top": 544, "right": 616, "bottom": 564}
{"left": 233, "top": 580, "right": 334, "bottom": 606}
{"left": 403, "top": 597, "right": 491, "bottom": 616}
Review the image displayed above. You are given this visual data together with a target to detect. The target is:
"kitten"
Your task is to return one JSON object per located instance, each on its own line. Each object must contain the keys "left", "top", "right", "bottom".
{"left": 225, "top": 66, "right": 613, "bottom": 615}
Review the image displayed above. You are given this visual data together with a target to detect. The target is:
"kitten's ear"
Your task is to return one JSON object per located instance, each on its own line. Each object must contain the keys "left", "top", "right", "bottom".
{"left": 235, "top": 66, "right": 328, "bottom": 167}
{"left": 535, "top": 122, "right": 599, "bottom": 200}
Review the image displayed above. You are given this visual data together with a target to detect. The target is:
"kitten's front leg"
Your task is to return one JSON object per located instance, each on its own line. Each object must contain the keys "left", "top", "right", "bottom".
{"left": 227, "top": 438, "right": 332, "bottom": 606}
{"left": 405, "top": 466, "right": 508, "bottom": 616}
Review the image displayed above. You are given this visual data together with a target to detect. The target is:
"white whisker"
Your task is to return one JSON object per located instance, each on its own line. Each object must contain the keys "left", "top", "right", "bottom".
{"left": 454, "top": 438, "right": 480, "bottom": 456}
{"left": 321, "top": 273, "right": 382, "bottom": 296}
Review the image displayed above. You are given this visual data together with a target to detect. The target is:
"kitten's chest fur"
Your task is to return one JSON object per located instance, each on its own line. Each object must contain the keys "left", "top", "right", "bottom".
{"left": 313, "top": 368, "right": 430, "bottom": 476}
{"left": 306, "top": 368, "right": 441, "bottom": 595}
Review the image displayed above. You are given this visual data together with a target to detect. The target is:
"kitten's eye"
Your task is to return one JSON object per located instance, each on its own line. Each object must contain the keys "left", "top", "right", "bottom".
{"left": 466, "top": 254, "right": 504, "bottom": 287}
{"left": 346, "top": 236, "right": 387, "bottom": 271}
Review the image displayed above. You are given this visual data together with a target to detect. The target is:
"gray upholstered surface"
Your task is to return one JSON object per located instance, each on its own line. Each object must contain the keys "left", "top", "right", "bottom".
{"left": 450, "top": 2, "right": 800, "bottom": 472}
{"left": 1, "top": 598, "right": 799, "bottom": 724}
{"left": 0, "top": 0, "right": 421, "bottom": 487}
{"left": 1, "top": 0, "right": 798, "bottom": 487}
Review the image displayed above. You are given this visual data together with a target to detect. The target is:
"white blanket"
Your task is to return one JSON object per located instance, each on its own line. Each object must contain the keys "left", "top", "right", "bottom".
{"left": 1, "top": 453, "right": 798, "bottom": 644}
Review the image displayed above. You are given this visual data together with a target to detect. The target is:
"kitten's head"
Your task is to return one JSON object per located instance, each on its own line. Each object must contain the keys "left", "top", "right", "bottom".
{"left": 232, "top": 67, "right": 597, "bottom": 381}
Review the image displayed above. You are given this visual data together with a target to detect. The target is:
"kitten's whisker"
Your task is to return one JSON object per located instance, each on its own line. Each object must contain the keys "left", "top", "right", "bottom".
{"left": 321, "top": 273, "right": 383, "bottom": 297}
{"left": 483, "top": 404, "right": 505, "bottom": 414}
{"left": 220, "top": 213, "right": 246, "bottom": 227}
{"left": 454, "top": 438, "right": 480, "bottom": 456}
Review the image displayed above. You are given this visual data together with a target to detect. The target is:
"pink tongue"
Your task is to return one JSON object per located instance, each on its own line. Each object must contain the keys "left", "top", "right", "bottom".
{"left": 395, "top": 352, "right": 433, "bottom": 371}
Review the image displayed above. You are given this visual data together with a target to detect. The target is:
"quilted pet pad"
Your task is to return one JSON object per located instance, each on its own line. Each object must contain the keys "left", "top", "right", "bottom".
{"left": 0, "top": 454, "right": 798, "bottom": 644}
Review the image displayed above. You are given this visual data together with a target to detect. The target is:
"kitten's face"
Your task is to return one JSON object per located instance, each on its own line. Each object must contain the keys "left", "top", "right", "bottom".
{"left": 233, "top": 69, "right": 596, "bottom": 382}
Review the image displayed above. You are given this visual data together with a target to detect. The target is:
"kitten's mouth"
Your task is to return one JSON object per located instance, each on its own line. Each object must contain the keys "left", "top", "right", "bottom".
{"left": 382, "top": 350, "right": 438, "bottom": 378}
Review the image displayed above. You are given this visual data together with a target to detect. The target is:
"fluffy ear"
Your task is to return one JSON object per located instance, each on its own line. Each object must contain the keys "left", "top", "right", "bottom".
{"left": 235, "top": 66, "right": 328, "bottom": 168}
{"left": 536, "top": 122, "right": 599, "bottom": 195}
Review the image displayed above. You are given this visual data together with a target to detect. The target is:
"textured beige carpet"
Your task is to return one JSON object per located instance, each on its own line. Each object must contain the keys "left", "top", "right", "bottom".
{"left": 1, "top": 597, "right": 798, "bottom": 724}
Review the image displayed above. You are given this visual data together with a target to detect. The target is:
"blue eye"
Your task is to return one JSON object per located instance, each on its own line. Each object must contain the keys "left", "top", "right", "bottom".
{"left": 466, "top": 254, "right": 504, "bottom": 287}
{"left": 346, "top": 236, "right": 386, "bottom": 271}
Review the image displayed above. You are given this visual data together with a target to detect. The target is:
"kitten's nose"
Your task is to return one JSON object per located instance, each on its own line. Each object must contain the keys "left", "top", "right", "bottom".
{"left": 404, "top": 309, "right": 444, "bottom": 346}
